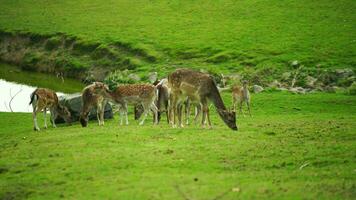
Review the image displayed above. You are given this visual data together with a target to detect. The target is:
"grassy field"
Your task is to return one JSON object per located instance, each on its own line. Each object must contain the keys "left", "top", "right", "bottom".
{"left": 0, "top": 0, "right": 355, "bottom": 74}
{"left": 1, "top": 92, "right": 355, "bottom": 199}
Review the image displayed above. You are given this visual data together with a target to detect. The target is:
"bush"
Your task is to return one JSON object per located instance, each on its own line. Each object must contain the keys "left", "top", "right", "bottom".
{"left": 104, "top": 70, "right": 136, "bottom": 90}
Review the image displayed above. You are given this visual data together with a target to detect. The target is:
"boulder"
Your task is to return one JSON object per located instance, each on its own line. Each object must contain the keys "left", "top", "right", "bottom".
{"left": 269, "top": 80, "right": 282, "bottom": 88}
{"left": 335, "top": 68, "right": 354, "bottom": 78}
{"left": 306, "top": 76, "right": 317, "bottom": 88}
{"left": 253, "top": 85, "right": 264, "bottom": 93}
{"left": 291, "top": 60, "right": 299, "bottom": 67}
{"left": 289, "top": 87, "right": 306, "bottom": 94}
{"left": 55, "top": 93, "right": 113, "bottom": 123}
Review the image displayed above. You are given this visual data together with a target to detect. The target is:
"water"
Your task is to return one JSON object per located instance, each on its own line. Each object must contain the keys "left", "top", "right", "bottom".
{"left": 0, "top": 79, "right": 65, "bottom": 112}
{"left": 0, "top": 63, "right": 84, "bottom": 112}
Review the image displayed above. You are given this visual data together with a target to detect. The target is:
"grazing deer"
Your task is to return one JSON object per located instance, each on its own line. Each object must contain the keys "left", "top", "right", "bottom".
{"left": 99, "top": 84, "right": 158, "bottom": 125}
{"left": 232, "top": 80, "right": 251, "bottom": 116}
{"left": 168, "top": 69, "right": 237, "bottom": 130}
{"left": 79, "top": 82, "right": 108, "bottom": 127}
{"left": 29, "top": 88, "right": 72, "bottom": 131}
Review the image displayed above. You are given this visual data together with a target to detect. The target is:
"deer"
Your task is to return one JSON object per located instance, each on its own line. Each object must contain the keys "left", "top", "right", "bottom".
{"left": 232, "top": 80, "right": 251, "bottom": 117}
{"left": 29, "top": 88, "right": 72, "bottom": 131}
{"left": 168, "top": 68, "right": 237, "bottom": 130}
{"left": 79, "top": 82, "right": 108, "bottom": 127}
{"left": 134, "top": 79, "right": 170, "bottom": 124}
{"left": 98, "top": 84, "right": 159, "bottom": 126}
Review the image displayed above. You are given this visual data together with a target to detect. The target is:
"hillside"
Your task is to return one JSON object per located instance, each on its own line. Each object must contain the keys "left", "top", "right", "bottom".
{"left": 0, "top": 0, "right": 355, "bottom": 85}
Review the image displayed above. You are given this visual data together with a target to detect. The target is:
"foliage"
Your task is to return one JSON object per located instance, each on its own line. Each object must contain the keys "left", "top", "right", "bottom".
{"left": 104, "top": 70, "right": 137, "bottom": 89}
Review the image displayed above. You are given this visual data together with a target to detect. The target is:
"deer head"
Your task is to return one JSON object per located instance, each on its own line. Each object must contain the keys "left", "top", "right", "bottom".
{"left": 217, "top": 109, "right": 238, "bottom": 131}
{"left": 79, "top": 115, "right": 88, "bottom": 127}
{"left": 57, "top": 105, "right": 72, "bottom": 125}
{"left": 93, "top": 82, "right": 111, "bottom": 97}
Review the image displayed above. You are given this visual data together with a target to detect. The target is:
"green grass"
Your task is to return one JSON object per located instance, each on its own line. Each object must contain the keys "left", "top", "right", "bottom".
{"left": 0, "top": 0, "right": 355, "bottom": 73}
{"left": 1, "top": 92, "right": 355, "bottom": 199}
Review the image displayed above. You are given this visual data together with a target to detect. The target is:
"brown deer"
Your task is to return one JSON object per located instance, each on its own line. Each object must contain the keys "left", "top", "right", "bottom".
{"left": 134, "top": 79, "right": 170, "bottom": 124}
{"left": 79, "top": 82, "right": 108, "bottom": 127}
{"left": 99, "top": 84, "right": 158, "bottom": 125}
{"left": 232, "top": 80, "right": 251, "bottom": 117}
{"left": 168, "top": 69, "right": 237, "bottom": 130}
{"left": 29, "top": 88, "right": 72, "bottom": 131}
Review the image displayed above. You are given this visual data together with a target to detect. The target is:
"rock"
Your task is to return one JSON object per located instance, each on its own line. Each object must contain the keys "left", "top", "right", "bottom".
{"left": 291, "top": 60, "right": 299, "bottom": 67}
{"left": 281, "top": 72, "right": 291, "bottom": 81}
{"left": 253, "top": 85, "right": 264, "bottom": 93}
{"left": 269, "top": 80, "right": 282, "bottom": 88}
{"left": 289, "top": 87, "right": 306, "bottom": 94}
{"left": 277, "top": 87, "right": 288, "bottom": 91}
{"left": 148, "top": 72, "right": 158, "bottom": 83}
{"left": 324, "top": 86, "right": 340, "bottom": 93}
{"left": 335, "top": 68, "right": 354, "bottom": 78}
{"left": 128, "top": 73, "right": 141, "bottom": 82}
{"left": 306, "top": 76, "right": 317, "bottom": 88}
{"left": 55, "top": 93, "right": 113, "bottom": 123}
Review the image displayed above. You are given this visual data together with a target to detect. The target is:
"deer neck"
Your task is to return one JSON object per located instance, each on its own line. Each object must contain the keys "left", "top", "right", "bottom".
{"left": 208, "top": 83, "right": 227, "bottom": 111}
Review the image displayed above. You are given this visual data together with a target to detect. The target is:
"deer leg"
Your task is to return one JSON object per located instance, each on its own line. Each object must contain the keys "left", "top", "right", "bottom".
{"left": 246, "top": 100, "right": 252, "bottom": 117}
{"left": 139, "top": 104, "right": 149, "bottom": 126}
{"left": 33, "top": 106, "right": 40, "bottom": 131}
{"left": 43, "top": 108, "right": 48, "bottom": 129}
{"left": 206, "top": 107, "right": 212, "bottom": 129}
{"left": 239, "top": 101, "right": 245, "bottom": 117}
{"left": 50, "top": 108, "right": 57, "bottom": 128}
{"left": 150, "top": 103, "right": 158, "bottom": 125}
{"left": 119, "top": 108, "right": 124, "bottom": 125}
{"left": 194, "top": 105, "right": 202, "bottom": 125}
{"left": 100, "top": 101, "right": 106, "bottom": 125}
{"left": 178, "top": 103, "right": 184, "bottom": 128}
{"left": 185, "top": 100, "right": 190, "bottom": 125}
{"left": 96, "top": 103, "right": 102, "bottom": 126}
{"left": 201, "top": 101, "right": 208, "bottom": 128}
{"left": 170, "top": 96, "right": 177, "bottom": 128}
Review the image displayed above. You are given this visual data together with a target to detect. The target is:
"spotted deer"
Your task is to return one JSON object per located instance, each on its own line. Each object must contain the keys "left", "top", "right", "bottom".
{"left": 99, "top": 84, "right": 158, "bottom": 125}
{"left": 79, "top": 82, "right": 108, "bottom": 127}
{"left": 168, "top": 69, "right": 237, "bottom": 130}
{"left": 29, "top": 88, "right": 72, "bottom": 131}
{"left": 232, "top": 80, "right": 251, "bottom": 116}
{"left": 134, "top": 79, "right": 170, "bottom": 124}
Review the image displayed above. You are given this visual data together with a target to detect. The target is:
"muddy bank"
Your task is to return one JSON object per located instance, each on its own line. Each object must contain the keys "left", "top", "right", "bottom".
{"left": 0, "top": 31, "right": 156, "bottom": 81}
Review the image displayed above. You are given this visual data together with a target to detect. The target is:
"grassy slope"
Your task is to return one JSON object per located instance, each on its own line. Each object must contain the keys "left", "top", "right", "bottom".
{"left": 0, "top": 92, "right": 355, "bottom": 199}
{"left": 0, "top": 0, "right": 355, "bottom": 74}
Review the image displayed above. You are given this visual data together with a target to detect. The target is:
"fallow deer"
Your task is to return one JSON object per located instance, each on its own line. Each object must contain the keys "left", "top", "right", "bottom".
{"left": 79, "top": 82, "right": 108, "bottom": 127}
{"left": 100, "top": 84, "right": 159, "bottom": 125}
{"left": 232, "top": 80, "right": 251, "bottom": 116}
{"left": 134, "top": 79, "right": 170, "bottom": 124}
{"left": 168, "top": 69, "right": 237, "bottom": 130}
{"left": 29, "top": 88, "right": 72, "bottom": 131}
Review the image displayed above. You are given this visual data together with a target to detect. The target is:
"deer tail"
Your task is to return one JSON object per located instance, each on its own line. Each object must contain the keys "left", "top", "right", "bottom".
{"left": 29, "top": 89, "right": 38, "bottom": 105}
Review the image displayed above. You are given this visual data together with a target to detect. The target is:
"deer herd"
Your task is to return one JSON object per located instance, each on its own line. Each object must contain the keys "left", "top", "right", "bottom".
{"left": 30, "top": 68, "right": 252, "bottom": 131}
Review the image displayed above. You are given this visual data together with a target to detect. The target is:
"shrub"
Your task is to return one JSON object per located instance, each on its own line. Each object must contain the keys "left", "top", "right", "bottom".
{"left": 104, "top": 70, "right": 136, "bottom": 90}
